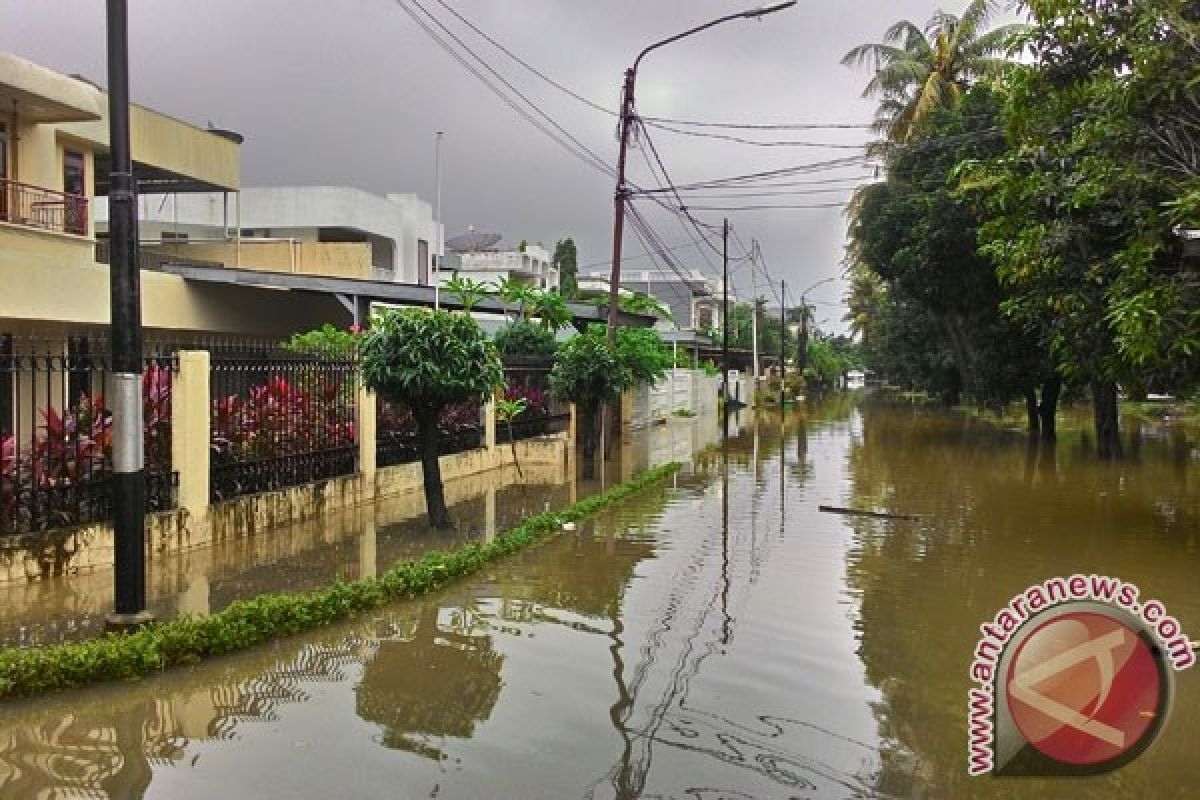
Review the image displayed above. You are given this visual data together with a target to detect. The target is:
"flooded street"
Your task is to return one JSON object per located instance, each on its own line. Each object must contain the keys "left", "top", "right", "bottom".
{"left": 1, "top": 398, "right": 1197, "bottom": 799}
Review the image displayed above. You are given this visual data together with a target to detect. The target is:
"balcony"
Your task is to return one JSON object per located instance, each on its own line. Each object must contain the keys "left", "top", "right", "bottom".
{"left": 0, "top": 179, "right": 88, "bottom": 237}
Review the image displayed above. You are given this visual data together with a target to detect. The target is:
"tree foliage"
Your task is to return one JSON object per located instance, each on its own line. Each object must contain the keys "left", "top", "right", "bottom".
{"left": 361, "top": 308, "right": 502, "bottom": 526}
{"left": 849, "top": 87, "right": 1053, "bottom": 410}
{"left": 970, "top": 0, "right": 1200, "bottom": 455}
{"left": 553, "top": 237, "right": 578, "bottom": 297}
{"left": 493, "top": 318, "right": 558, "bottom": 359}
{"left": 843, "top": 0, "right": 1025, "bottom": 141}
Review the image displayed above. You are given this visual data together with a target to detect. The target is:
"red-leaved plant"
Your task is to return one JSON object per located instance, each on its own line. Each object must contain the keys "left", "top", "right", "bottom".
{"left": 1, "top": 363, "right": 173, "bottom": 532}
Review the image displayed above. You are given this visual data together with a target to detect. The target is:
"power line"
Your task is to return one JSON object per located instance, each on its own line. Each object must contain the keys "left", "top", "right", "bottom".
{"left": 427, "top": 0, "right": 618, "bottom": 118}
{"left": 395, "top": 0, "right": 614, "bottom": 179}
{"left": 634, "top": 186, "right": 859, "bottom": 201}
{"left": 643, "top": 116, "right": 874, "bottom": 131}
{"left": 643, "top": 119, "right": 869, "bottom": 149}
{"left": 686, "top": 202, "right": 850, "bottom": 211}
{"left": 635, "top": 175, "right": 871, "bottom": 194}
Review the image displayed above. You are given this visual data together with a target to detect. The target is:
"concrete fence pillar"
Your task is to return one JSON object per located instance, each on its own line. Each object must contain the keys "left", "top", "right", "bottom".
{"left": 484, "top": 394, "right": 497, "bottom": 451}
{"left": 568, "top": 403, "right": 577, "bottom": 450}
{"left": 358, "top": 385, "right": 376, "bottom": 500}
{"left": 172, "top": 350, "right": 210, "bottom": 522}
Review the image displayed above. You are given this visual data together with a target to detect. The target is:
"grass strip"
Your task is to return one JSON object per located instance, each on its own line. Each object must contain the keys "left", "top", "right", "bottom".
{"left": 0, "top": 462, "right": 681, "bottom": 699}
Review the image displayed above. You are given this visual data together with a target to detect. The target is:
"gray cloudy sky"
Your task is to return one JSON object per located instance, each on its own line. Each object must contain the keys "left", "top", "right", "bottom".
{"left": 2, "top": 0, "right": 1012, "bottom": 331}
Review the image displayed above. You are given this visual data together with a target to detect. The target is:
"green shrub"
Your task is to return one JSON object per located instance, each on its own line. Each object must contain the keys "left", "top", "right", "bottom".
{"left": 494, "top": 319, "right": 558, "bottom": 359}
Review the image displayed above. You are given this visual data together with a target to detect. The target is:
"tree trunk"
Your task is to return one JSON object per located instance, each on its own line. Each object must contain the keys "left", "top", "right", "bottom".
{"left": 939, "top": 314, "right": 972, "bottom": 401}
{"left": 1091, "top": 380, "right": 1122, "bottom": 460}
{"left": 1038, "top": 375, "right": 1061, "bottom": 442}
{"left": 415, "top": 406, "right": 453, "bottom": 529}
{"left": 1025, "top": 388, "right": 1040, "bottom": 437}
{"left": 580, "top": 403, "right": 598, "bottom": 480}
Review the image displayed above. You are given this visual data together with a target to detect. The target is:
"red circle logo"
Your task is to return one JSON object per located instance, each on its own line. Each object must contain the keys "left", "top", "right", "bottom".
{"left": 1005, "top": 611, "right": 1163, "bottom": 766}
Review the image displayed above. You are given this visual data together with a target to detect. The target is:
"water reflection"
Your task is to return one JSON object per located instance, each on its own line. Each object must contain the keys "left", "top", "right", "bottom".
{"left": 358, "top": 603, "right": 504, "bottom": 759}
{"left": 844, "top": 399, "right": 1200, "bottom": 798}
{"left": 1, "top": 401, "right": 1196, "bottom": 799}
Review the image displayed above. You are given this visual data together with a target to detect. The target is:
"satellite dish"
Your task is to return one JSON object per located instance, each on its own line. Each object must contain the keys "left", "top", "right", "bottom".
{"left": 446, "top": 229, "right": 503, "bottom": 253}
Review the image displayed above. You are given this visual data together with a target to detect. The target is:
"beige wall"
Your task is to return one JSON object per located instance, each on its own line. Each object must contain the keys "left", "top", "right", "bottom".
{"left": 0, "top": 434, "right": 570, "bottom": 587}
{"left": 60, "top": 103, "right": 239, "bottom": 192}
{"left": 0, "top": 244, "right": 347, "bottom": 337}
{"left": 149, "top": 239, "right": 373, "bottom": 280}
{"left": 7, "top": 119, "right": 97, "bottom": 238}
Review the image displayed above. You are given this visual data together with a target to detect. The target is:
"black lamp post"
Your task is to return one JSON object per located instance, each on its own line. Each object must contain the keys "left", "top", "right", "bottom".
{"left": 105, "top": 0, "right": 152, "bottom": 630}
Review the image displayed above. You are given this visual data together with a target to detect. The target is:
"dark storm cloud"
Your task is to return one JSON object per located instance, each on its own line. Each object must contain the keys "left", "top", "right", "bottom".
{"left": 1, "top": 0, "right": 1018, "bottom": 329}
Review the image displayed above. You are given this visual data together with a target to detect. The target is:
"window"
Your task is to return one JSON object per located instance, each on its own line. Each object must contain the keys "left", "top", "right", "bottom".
{"left": 417, "top": 239, "right": 429, "bottom": 284}
{"left": 62, "top": 150, "right": 87, "bottom": 235}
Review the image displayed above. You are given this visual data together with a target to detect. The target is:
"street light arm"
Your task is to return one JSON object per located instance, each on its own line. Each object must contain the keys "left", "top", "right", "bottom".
{"left": 801, "top": 276, "right": 837, "bottom": 297}
{"left": 632, "top": 1, "right": 796, "bottom": 73}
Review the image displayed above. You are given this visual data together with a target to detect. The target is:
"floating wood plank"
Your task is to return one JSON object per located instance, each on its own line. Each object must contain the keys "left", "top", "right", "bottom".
{"left": 818, "top": 505, "right": 920, "bottom": 522}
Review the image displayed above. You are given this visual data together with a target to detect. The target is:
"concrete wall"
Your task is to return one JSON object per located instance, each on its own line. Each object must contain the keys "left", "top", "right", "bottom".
{"left": 148, "top": 239, "right": 373, "bottom": 280}
{"left": 60, "top": 103, "right": 239, "bottom": 191}
{"left": 0, "top": 365, "right": 573, "bottom": 587}
{"left": 0, "top": 250, "right": 347, "bottom": 337}
{"left": 0, "top": 433, "right": 570, "bottom": 587}
{"left": 621, "top": 368, "right": 719, "bottom": 431}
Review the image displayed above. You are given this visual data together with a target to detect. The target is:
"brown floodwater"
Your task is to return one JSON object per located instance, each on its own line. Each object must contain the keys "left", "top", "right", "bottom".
{"left": 0, "top": 397, "right": 1197, "bottom": 799}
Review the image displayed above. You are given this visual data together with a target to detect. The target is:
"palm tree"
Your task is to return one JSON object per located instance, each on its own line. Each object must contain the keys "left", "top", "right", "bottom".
{"left": 842, "top": 260, "right": 884, "bottom": 347}
{"left": 843, "top": 0, "right": 1024, "bottom": 142}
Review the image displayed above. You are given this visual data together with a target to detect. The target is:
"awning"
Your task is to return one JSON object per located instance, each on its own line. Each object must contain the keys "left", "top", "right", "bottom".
{"left": 156, "top": 263, "right": 659, "bottom": 329}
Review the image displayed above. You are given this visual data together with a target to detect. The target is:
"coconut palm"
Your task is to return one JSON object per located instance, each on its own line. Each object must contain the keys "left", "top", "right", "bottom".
{"left": 843, "top": 0, "right": 1024, "bottom": 142}
{"left": 842, "top": 260, "right": 884, "bottom": 346}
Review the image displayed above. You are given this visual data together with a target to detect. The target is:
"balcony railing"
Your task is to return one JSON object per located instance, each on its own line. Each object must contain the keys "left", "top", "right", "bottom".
{"left": 0, "top": 179, "right": 89, "bottom": 237}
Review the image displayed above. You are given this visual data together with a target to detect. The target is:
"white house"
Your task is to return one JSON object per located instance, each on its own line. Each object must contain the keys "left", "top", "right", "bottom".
{"left": 442, "top": 230, "right": 558, "bottom": 290}
{"left": 578, "top": 268, "right": 722, "bottom": 332}
{"left": 96, "top": 185, "right": 442, "bottom": 284}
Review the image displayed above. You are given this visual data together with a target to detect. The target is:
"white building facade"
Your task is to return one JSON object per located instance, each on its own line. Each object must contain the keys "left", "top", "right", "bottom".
{"left": 97, "top": 185, "right": 442, "bottom": 284}
{"left": 442, "top": 242, "right": 558, "bottom": 290}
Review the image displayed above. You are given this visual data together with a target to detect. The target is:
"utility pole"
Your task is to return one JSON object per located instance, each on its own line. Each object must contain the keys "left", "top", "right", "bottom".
{"left": 606, "top": 1, "right": 796, "bottom": 345}
{"left": 105, "top": 0, "right": 151, "bottom": 630}
{"left": 606, "top": 68, "right": 636, "bottom": 345}
{"left": 722, "top": 217, "right": 730, "bottom": 408}
{"left": 780, "top": 279, "right": 786, "bottom": 407}
{"left": 433, "top": 130, "right": 444, "bottom": 309}
{"left": 750, "top": 240, "right": 759, "bottom": 388}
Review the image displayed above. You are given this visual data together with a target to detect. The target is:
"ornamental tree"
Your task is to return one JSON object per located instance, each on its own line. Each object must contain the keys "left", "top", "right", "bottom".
{"left": 361, "top": 308, "right": 502, "bottom": 528}
{"left": 549, "top": 325, "right": 670, "bottom": 479}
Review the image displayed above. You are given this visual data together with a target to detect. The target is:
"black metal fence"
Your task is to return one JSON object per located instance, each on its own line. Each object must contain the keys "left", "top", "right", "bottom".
{"left": 210, "top": 349, "right": 357, "bottom": 502}
{"left": 376, "top": 399, "right": 484, "bottom": 468}
{"left": 498, "top": 358, "right": 571, "bottom": 444}
{"left": 0, "top": 336, "right": 177, "bottom": 536}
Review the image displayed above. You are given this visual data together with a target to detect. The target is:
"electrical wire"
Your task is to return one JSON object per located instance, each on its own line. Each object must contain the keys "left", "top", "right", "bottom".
{"left": 685, "top": 202, "right": 850, "bottom": 211}
{"left": 395, "top": 0, "right": 614, "bottom": 179}
{"left": 643, "top": 119, "right": 869, "bottom": 149}
{"left": 427, "top": 0, "right": 618, "bottom": 117}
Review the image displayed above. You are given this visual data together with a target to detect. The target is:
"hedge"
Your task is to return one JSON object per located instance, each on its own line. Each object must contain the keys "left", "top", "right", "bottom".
{"left": 0, "top": 462, "right": 681, "bottom": 699}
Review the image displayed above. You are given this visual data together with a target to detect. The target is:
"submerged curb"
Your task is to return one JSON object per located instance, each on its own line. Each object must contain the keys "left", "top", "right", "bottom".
{"left": 0, "top": 463, "right": 682, "bottom": 699}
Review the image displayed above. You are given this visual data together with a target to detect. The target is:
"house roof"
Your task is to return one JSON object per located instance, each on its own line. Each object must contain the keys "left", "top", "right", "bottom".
{"left": 157, "top": 263, "right": 656, "bottom": 328}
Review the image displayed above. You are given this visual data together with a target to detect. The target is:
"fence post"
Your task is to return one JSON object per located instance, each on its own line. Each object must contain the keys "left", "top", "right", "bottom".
{"left": 484, "top": 392, "right": 497, "bottom": 451}
{"left": 568, "top": 403, "right": 577, "bottom": 450}
{"left": 172, "top": 350, "right": 210, "bottom": 522}
{"left": 359, "top": 384, "right": 376, "bottom": 500}
{"left": 565, "top": 403, "right": 577, "bottom": 484}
